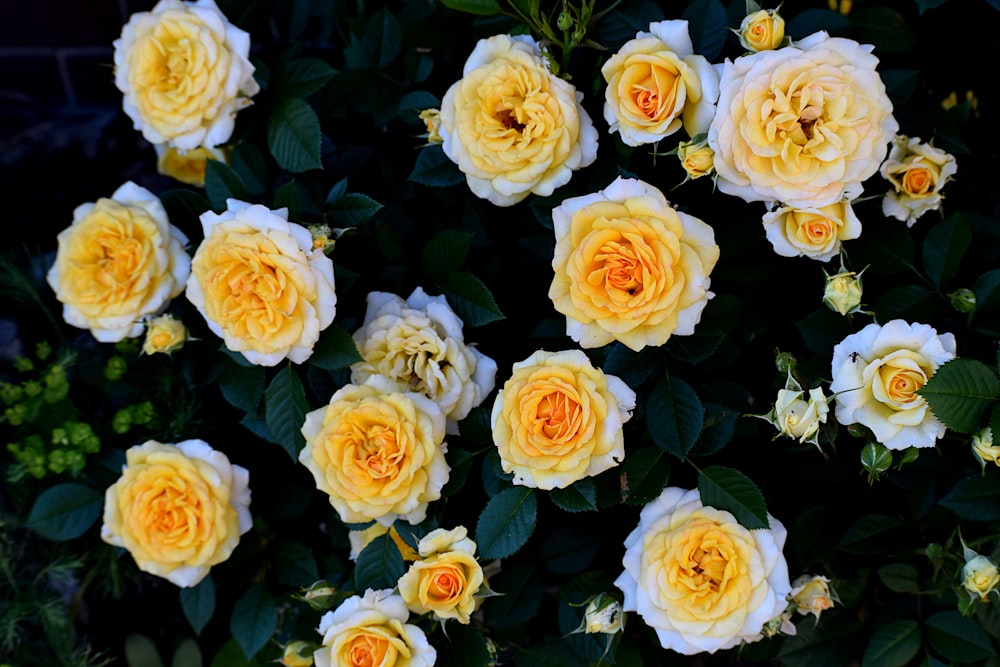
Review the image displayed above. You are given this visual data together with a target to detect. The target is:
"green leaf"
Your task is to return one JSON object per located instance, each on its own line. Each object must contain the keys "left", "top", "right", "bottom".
{"left": 549, "top": 479, "right": 598, "bottom": 513}
{"left": 422, "top": 230, "right": 474, "bottom": 282}
{"left": 204, "top": 160, "right": 250, "bottom": 211}
{"left": 26, "top": 483, "right": 103, "bottom": 541}
{"left": 882, "top": 69, "right": 920, "bottom": 107}
{"left": 362, "top": 8, "right": 401, "bottom": 69}
{"left": 309, "top": 323, "right": 363, "bottom": 370}
{"left": 354, "top": 533, "right": 405, "bottom": 591}
{"left": 327, "top": 192, "right": 383, "bottom": 228}
{"left": 440, "top": 272, "right": 504, "bottom": 327}
{"left": 778, "top": 612, "right": 864, "bottom": 667}
{"left": 439, "top": 0, "right": 502, "bottom": 15}
{"left": 850, "top": 6, "right": 918, "bottom": 53}
{"left": 681, "top": 0, "right": 728, "bottom": 61}
{"left": 925, "top": 611, "right": 996, "bottom": 662}
{"left": 434, "top": 623, "right": 493, "bottom": 667}
{"left": 219, "top": 362, "right": 266, "bottom": 414}
{"left": 180, "top": 577, "right": 216, "bottom": 636}
{"left": 878, "top": 563, "right": 921, "bottom": 594}
{"left": 646, "top": 376, "right": 703, "bottom": 459}
{"left": 210, "top": 638, "right": 267, "bottom": 667}
{"left": 698, "top": 466, "right": 769, "bottom": 530}
{"left": 408, "top": 146, "right": 465, "bottom": 187}
{"left": 923, "top": 214, "right": 972, "bottom": 287}
{"left": 974, "top": 268, "right": 1000, "bottom": 329}
{"left": 267, "top": 98, "right": 323, "bottom": 173}
{"left": 476, "top": 486, "right": 537, "bottom": 560}
{"left": 125, "top": 634, "right": 165, "bottom": 667}
{"left": 621, "top": 447, "right": 670, "bottom": 506}
{"left": 272, "top": 180, "right": 301, "bottom": 221}
{"left": 689, "top": 403, "right": 738, "bottom": 457}
{"left": 229, "top": 142, "right": 269, "bottom": 196}
{"left": 171, "top": 638, "right": 203, "bottom": 667}
{"left": 940, "top": 475, "right": 1000, "bottom": 521}
{"left": 838, "top": 515, "right": 907, "bottom": 555}
{"left": 273, "top": 540, "right": 319, "bottom": 586}
{"left": 863, "top": 620, "right": 922, "bottom": 667}
{"left": 786, "top": 9, "right": 851, "bottom": 40}
{"left": 538, "top": 526, "right": 600, "bottom": 574}
{"left": 159, "top": 188, "right": 212, "bottom": 226}
{"left": 264, "top": 365, "right": 309, "bottom": 460}
{"left": 915, "top": 0, "right": 949, "bottom": 14}
{"left": 919, "top": 358, "right": 1000, "bottom": 433}
{"left": 275, "top": 57, "right": 337, "bottom": 99}
{"left": 230, "top": 585, "right": 277, "bottom": 661}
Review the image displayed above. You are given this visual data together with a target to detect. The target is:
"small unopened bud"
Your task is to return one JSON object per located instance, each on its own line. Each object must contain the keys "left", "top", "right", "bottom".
{"left": 143, "top": 315, "right": 187, "bottom": 355}
{"left": 299, "top": 580, "right": 338, "bottom": 611}
{"left": 962, "top": 542, "right": 1000, "bottom": 603}
{"left": 677, "top": 139, "right": 715, "bottom": 180}
{"left": 737, "top": 8, "right": 785, "bottom": 52}
{"left": 861, "top": 441, "right": 892, "bottom": 484}
{"left": 823, "top": 271, "right": 864, "bottom": 316}
{"left": 583, "top": 593, "right": 624, "bottom": 634}
{"left": 309, "top": 224, "right": 337, "bottom": 253}
{"left": 789, "top": 575, "right": 837, "bottom": 620}
{"left": 949, "top": 288, "right": 976, "bottom": 314}
{"left": 104, "top": 356, "right": 127, "bottom": 381}
{"left": 418, "top": 109, "right": 443, "bottom": 145}
{"left": 557, "top": 9, "right": 573, "bottom": 31}
{"left": 278, "top": 640, "right": 317, "bottom": 667}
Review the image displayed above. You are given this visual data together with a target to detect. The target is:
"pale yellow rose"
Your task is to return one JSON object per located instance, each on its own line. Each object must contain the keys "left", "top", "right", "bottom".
{"left": 186, "top": 199, "right": 337, "bottom": 366}
{"left": 615, "top": 487, "right": 791, "bottom": 654}
{"left": 972, "top": 428, "right": 1000, "bottom": 469}
{"left": 880, "top": 134, "right": 957, "bottom": 226}
{"left": 549, "top": 177, "right": 720, "bottom": 351}
{"left": 114, "top": 0, "right": 259, "bottom": 150}
{"left": 738, "top": 9, "right": 785, "bottom": 52}
{"left": 418, "top": 109, "right": 443, "bottom": 145}
{"left": 100, "top": 439, "right": 252, "bottom": 588}
{"left": 491, "top": 349, "right": 636, "bottom": 490}
{"left": 298, "top": 376, "right": 449, "bottom": 526}
{"left": 765, "top": 374, "right": 828, "bottom": 446}
{"left": 350, "top": 287, "right": 497, "bottom": 430}
{"left": 823, "top": 270, "right": 864, "bottom": 316}
{"left": 762, "top": 200, "right": 861, "bottom": 262}
{"left": 963, "top": 553, "right": 1000, "bottom": 602}
{"left": 154, "top": 144, "right": 228, "bottom": 186}
{"left": 789, "top": 575, "right": 836, "bottom": 619}
{"left": 601, "top": 20, "right": 720, "bottom": 146}
{"left": 142, "top": 314, "right": 187, "bottom": 355}
{"left": 678, "top": 139, "right": 715, "bottom": 180}
{"left": 47, "top": 181, "right": 191, "bottom": 343}
{"left": 397, "top": 526, "right": 484, "bottom": 624}
{"left": 439, "top": 34, "right": 598, "bottom": 206}
{"left": 830, "top": 320, "right": 956, "bottom": 450}
{"left": 313, "top": 589, "right": 436, "bottom": 667}
{"left": 709, "top": 32, "right": 898, "bottom": 207}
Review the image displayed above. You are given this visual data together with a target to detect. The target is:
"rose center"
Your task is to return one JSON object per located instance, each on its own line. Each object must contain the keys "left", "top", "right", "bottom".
{"left": 360, "top": 425, "right": 403, "bottom": 479}
{"left": 879, "top": 366, "right": 925, "bottom": 404}
{"left": 903, "top": 166, "right": 935, "bottom": 195}
{"left": 535, "top": 391, "right": 581, "bottom": 441}
{"left": 497, "top": 107, "right": 526, "bottom": 132}
{"left": 428, "top": 567, "right": 465, "bottom": 602}
{"left": 598, "top": 241, "right": 642, "bottom": 295}
{"left": 348, "top": 633, "right": 392, "bottom": 667}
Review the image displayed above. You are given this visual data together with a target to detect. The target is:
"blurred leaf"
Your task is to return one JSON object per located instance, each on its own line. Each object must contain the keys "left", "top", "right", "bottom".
{"left": 698, "top": 466, "right": 769, "bottom": 530}
{"left": 439, "top": 0, "right": 501, "bottom": 15}
{"left": 689, "top": 403, "right": 738, "bottom": 457}
{"left": 476, "top": 486, "right": 537, "bottom": 560}
{"left": 272, "top": 180, "right": 301, "bottom": 221}
{"left": 878, "top": 563, "right": 921, "bottom": 594}
{"left": 219, "top": 359, "right": 266, "bottom": 414}
{"left": 862, "top": 620, "right": 921, "bottom": 667}
{"left": 26, "top": 483, "right": 103, "bottom": 541}
{"left": 229, "top": 142, "right": 269, "bottom": 196}
{"left": 441, "top": 271, "right": 505, "bottom": 327}
{"left": 481, "top": 563, "right": 542, "bottom": 628}
{"left": 434, "top": 623, "right": 493, "bottom": 666}
{"left": 875, "top": 284, "right": 939, "bottom": 323}
{"left": 408, "top": 145, "right": 465, "bottom": 187}
{"left": 838, "top": 515, "right": 908, "bottom": 555}
{"left": 125, "top": 634, "right": 165, "bottom": 667}
{"left": 273, "top": 540, "right": 319, "bottom": 586}
{"left": 786, "top": 9, "right": 851, "bottom": 39}
{"left": 422, "top": 230, "right": 474, "bottom": 282}
{"left": 923, "top": 214, "right": 972, "bottom": 287}
{"left": 230, "top": 585, "right": 277, "bottom": 660}
{"left": 973, "top": 268, "right": 1000, "bottom": 328}
{"left": 778, "top": 611, "right": 864, "bottom": 667}
{"left": 925, "top": 611, "right": 996, "bottom": 662}
{"left": 940, "top": 475, "right": 1000, "bottom": 521}
{"left": 397, "top": 91, "right": 440, "bottom": 124}
{"left": 646, "top": 376, "right": 703, "bottom": 459}
{"left": 209, "top": 638, "right": 268, "bottom": 667}
{"left": 594, "top": 0, "right": 663, "bottom": 51}
{"left": 346, "top": 8, "right": 402, "bottom": 70}
{"left": 264, "top": 365, "right": 309, "bottom": 460}
{"left": 538, "top": 525, "right": 600, "bottom": 574}
{"left": 171, "top": 638, "right": 203, "bottom": 667}
{"left": 849, "top": 6, "right": 918, "bottom": 53}
{"left": 274, "top": 57, "right": 337, "bottom": 99}
{"left": 681, "top": 0, "right": 728, "bottom": 61}
{"left": 354, "top": 533, "right": 405, "bottom": 591}
{"left": 159, "top": 188, "right": 212, "bottom": 226}
{"left": 549, "top": 479, "right": 597, "bottom": 513}
{"left": 205, "top": 160, "right": 250, "bottom": 211}
{"left": 915, "top": 0, "right": 949, "bottom": 14}
{"left": 882, "top": 69, "right": 920, "bottom": 108}
{"left": 181, "top": 576, "right": 216, "bottom": 636}
{"left": 309, "top": 323, "right": 363, "bottom": 370}
{"left": 268, "top": 98, "right": 323, "bottom": 173}
{"left": 919, "top": 358, "right": 1000, "bottom": 433}
{"left": 621, "top": 446, "right": 670, "bottom": 505}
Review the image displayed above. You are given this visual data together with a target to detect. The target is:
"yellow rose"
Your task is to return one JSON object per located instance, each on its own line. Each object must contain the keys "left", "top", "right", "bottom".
{"left": 963, "top": 554, "right": 1000, "bottom": 602}
{"left": 549, "top": 177, "right": 720, "bottom": 351}
{"left": 397, "top": 526, "right": 484, "bottom": 624}
{"left": 789, "top": 575, "right": 836, "bottom": 619}
{"left": 298, "top": 377, "right": 449, "bottom": 526}
{"left": 100, "top": 439, "right": 252, "bottom": 588}
{"left": 279, "top": 641, "right": 317, "bottom": 667}
{"left": 142, "top": 314, "right": 187, "bottom": 355}
{"left": 678, "top": 139, "right": 715, "bottom": 179}
{"left": 768, "top": 378, "right": 829, "bottom": 446}
{"left": 186, "top": 199, "right": 337, "bottom": 366}
{"left": 418, "top": 109, "right": 443, "bottom": 145}
{"left": 880, "top": 134, "right": 957, "bottom": 226}
{"left": 615, "top": 487, "right": 791, "bottom": 654}
{"left": 154, "top": 144, "right": 228, "bottom": 186}
{"left": 972, "top": 427, "right": 1000, "bottom": 469}
{"left": 830, "top": 320, "right": 956, "bottom": 450}
{"left": 823, "top": 270, "right": 864, "bottom": 316}
{"left": 601, "top": 20, "right": 720, "bottom": 147}
{"left": 348, "top": 523, "right": 419, "bottom": 562}
{"left": 762, "top": 200, "right": 861, "bottom": 262}
{"left": 490, "top": 349, "right": 636, "bottom": 490}
{"left": 439, "top": 34, "right": 598, "bottom": 206}
{"left": 113, "top": 0, "right": 259, "bottom": 150}
{"left": 738, "top": 9, "right": 785, "bottom": 52}
{"left": 709, "top": 32, "right": 898, "bottom": 207}
{"left": 313, "top": 589, "right": 436, "bottom": 667}
{"left": 46, "top": 181, "right": 191, "bottom": 343}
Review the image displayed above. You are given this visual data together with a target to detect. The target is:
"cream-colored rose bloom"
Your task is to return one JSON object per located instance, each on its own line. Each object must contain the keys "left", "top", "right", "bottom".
{"left": 601, "top": 20, "right": 720, "bottom": 147}
{"left": 738, "top": 9, "right": 785, "bottom": 52}
{"left": 154, "top": 144, "right": 228, "bottom": 186}
{"left": 963, "top": 550, "right": 1000, "bottom": 602}
{"left": 830, "top": 320, "right": 956, "bottom": 450}
{"left": 47, "top": 181, "right": 190, "bottom": 343}
{"left": 186, "top": 199, "right": 336, "bottom": 367}
{"left": 142, "top": 314, "right": 187, "bottom": 354}
{"left": 397, "top": 526, "right": 484, "bottom": 624}
{"left": 439, "top": 34, "right": 598, "bottom": 206}
{"left": 351, "top": 288, "right": 497, "bottom": 430}
{"left": 299, "top": 376, "right": 449, "bottom": 526}
{"left": 880, "top": 134, "right": 957, "bottom": 226}
{"left": 615, "top": 487, "right": 791, "bottom": 655}
{"left": 762, "top": 200, "right": 861, "bottom": 262}
{"left": 972, "top": 427, "right": 1000, "bottom": 469}
{"left": 709, "top": 31, "right": 898, "bottom": 207}
{"left": 101, "top": 439, "right": 252, "bottom": 588}
{"left": 769, "top": 382, "right": 828, "bottom": 445}
{"left": 114, "top": 0, "right": 259, "bottom": 150}
{"left": 789, "top": 575, "right": 836, "bottom": 619}
{"left": 549, "top": 177, "right": 720, "bottom": 351}
{"left": 491, "top": 349, "right": 635, "bottom": 490}
{"left": 313, "top": 589, "right": 436, "bottom": 667}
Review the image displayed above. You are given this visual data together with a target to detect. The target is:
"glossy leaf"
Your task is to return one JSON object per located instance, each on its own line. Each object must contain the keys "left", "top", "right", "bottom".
{"left": 26, "top": 483, "right": 103, "bottom": 541}
{"left": 230, "top": 585, "right": 277, "bottom": 660}
{"left": 476, "top": 486, "right": 537, "bottom": 560}
{"left": 264, "top": 364, "right": 309, "bottom": 460}
{"left": 698, "top": 466, "right": 769, "bottom": 530}
{"left": 919, "top": 358, "right": 1000, "bottom": 433}
{"left": 646, "top": 376, "right": 703, "bottom": 459}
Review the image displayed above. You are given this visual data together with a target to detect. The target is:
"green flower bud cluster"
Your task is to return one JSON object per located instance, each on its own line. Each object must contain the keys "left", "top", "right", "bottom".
{"left": 112, "top": 401, "right": 155, "bottom": 435}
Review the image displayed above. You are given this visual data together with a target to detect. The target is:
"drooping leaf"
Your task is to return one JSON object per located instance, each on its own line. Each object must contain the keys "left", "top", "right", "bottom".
{"left": 354, "top": 533, "right": 405, "bottom": 591}
{"left": 264, "top": 365, "right": 309, "bottom": 460}
{"left": 862, "top": 620, "right": 922, "bottom": 667}
{"left": 646, "top": 376, "right": 703, "bottom": 459}
{"left": 327, "top": 191, "right": 383, "bottom": 228}
{"left": 698, "top": 466, "right": 769, "bottom": 530}
{"left": 230, "top": 585, "right": 277, "bottom": 661}
{"left": 26, "top": 483, "right": 103, "bottom": 541}
{"left": 180, "top": 576, "right": 216, "bottom": 636}
{"left": 476, "top": 486, "right": 537, "bottom": 560}
{"left": 440, "top": 272, "right": 504, "bottom": 327}
{"left": 919, "top": 358, "right": 1000, "bottom": 433}
{"left": 267, "top": 98, "right": 323, "bottom": 173}
{"left": 940, "top": 475, "right": 1000, "bottom": 521}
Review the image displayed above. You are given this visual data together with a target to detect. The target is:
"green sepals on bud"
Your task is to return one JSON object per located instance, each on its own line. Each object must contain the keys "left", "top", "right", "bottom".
{"left": 104, "top": 356, "right": 127, "bottom": 381}
{"left": 47, "top": 449, "right": 69, "bottom": 475}
{"left": 5, "top": 403, "right": 27, "bottom": 427}
{"left": 42, "top": 364, "right": 69, "bottom": 403}
{"left": 557, "top": 9, "right": 573, "bottom": 31}
{"left": 861, "top": 441, "right": 892, "bottom": 484}
{"left": 774, "top": 350, "right": 797, "bottom": 376}
{"left": 895, "top": 447, "right": 919, "bottom": 470}
{"left": 948, "top": 288, "right": 976, "bottom": 314}
{"left": 297, "top": 580, "right": 338, "bottom": 611}
{"left": 132, "top": 401, "right": 155, "bottom": 426}
{"left": 112, "top": 408, "right": 133, "bottom": 435}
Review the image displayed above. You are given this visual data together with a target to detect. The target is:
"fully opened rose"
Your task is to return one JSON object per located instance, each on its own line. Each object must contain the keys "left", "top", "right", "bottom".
{"left": 549, "top": 177, "right": 719, "bottom": 351}
{"left": 880, "top": 134, "right": 957, "bottom": 226}
{"left": 615, "top": 487, "right": 791, "bottom": 655}
{"left": 113, "top": 0, "right": 259, "bottom": 150}
{"left": 101, "top": 439, "right": 251, "bottom": 588}
{"left": 491, "top": 349, "right": 636, "bottom": 490}
{"left": 830, "top": 319, "right": 956, "bottom": 450}
{"left": 709, "top": 31, "right": 898, "bottom": 207}
{"left": 186, "top": 199, "right": 336, "bottom": 367}
{"left": 299, "top": 376, "right": 449, "bottom": 526}
{"left": 47, "top": 181, "right": 190, "bottom": 343}
{"left": 439, "top": 34, "right": 598, "bottom": 206}
{"left": 397, "top": 526, "right": 485, "bottom": 624}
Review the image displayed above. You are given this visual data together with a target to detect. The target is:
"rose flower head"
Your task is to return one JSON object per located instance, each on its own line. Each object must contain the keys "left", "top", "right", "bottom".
{"left": 880, "top": 134, "right": 957, "bottom": 226}
{"left": 313, "top": 589, "right": 436, "bottom": 667}
{"left": 762, "top": 200, "right": 861, "bottom": 262}
{"left": 972, "top": 427, "right": 1000, "bottom": 470}
{"left": 823, "top": 269, "right": 865, "bottom": 316}
{"left": 47, "top": 181, "right": 191, "bottom": 343}
{"left": 439, "top": 34, "right": 598, "bottom": 206}
{"left": 601, "top": 20, "right": 720, "bottom": 147}
{"left": 397, "top": 526, "right": 485, "bottom": 624}
{"left": 491, "top": 349, "right": 636, "bottom": 490}
{"left": 186, "top": 199, "right": 337, "bottom": 367}
{"left": 962, "top": 541, "right": 1000, "bottom": 603}
{"left": 829, "top": 319, "right": 956, "bottom": 450}
{"left": 789, "top": 574, "right": 837, "bottom": 621}
{"left": 758, "top": 371, "right": 829, "bottom": 447}
{"left": 549, "top": 176, "right": 719, "bottom": 351}
{"left": 142, "top": 314, "right": 187, "bottom": 355}
{"left": 114, "top": 0, "right": 260, "bottom": 150}
{"left": 709, "top": 31, "right": 898, "bottom": 207}
{"left": 615, "top": 487, "right": 791, "bottom": 655}
{"left": 737, "top": 7, "right": 786, "bottom": 52}
{"left": 299, "top": 376, "right": 449, "bottom": 526}
{"left": 101, "top": 439, "right": 252, "bottom": 588}
{"left": 677, "top": 136, "right": 716, "bottom": 180}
